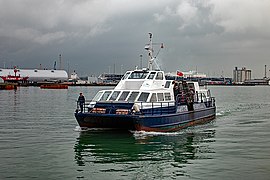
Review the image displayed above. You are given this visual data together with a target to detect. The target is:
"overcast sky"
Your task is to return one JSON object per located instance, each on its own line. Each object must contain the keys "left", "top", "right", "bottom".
{"left": 0, "top": 0, "right": 270, "bottom": 78}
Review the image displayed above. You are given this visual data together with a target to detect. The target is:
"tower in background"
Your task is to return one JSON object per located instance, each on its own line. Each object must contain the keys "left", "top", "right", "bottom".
{"left": 233, "top": 67, "right": 251, "bottom": 84}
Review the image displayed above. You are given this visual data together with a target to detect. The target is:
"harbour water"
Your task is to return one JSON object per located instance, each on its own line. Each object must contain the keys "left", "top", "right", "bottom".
{"left": 0, "top": 86, "right": 270, "bottom": 179}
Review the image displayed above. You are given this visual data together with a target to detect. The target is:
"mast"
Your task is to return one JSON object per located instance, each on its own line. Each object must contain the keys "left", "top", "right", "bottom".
{"left": 264, "top": 65, "right": 267, "bottom": 79}
{"left": 144, "top": 33, "right": 163, "bottom": 71}
{"left": 59, "top": 54, "right": 62, "bottom": 70}
{"left": 145, "top": 33, "right": 154, "bottom": 70}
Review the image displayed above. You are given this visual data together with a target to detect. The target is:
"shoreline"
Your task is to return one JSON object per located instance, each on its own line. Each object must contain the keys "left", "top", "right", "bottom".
{"left": 1, "top": 82, "right": 269, "bottom": 88}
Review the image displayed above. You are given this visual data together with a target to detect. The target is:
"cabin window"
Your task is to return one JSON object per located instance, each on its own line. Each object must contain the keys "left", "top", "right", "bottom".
{"left": 100, "top": 91, "right": 112, "bottom": 101}
{"left": 138, "top": 92, "right": 150, "bottom": 102}
{"left": 118, "top": 91, "right": 130, "bottom": 101}
{"left": 157, "top": 93, "right": 164, "bottom": 101}
{"left": 92, "top": 91, "right": 103, "bottom": 101}
{"left": 122, "top": 72, "right": 130, "bottom": 80}
{"left": 165, "top": 81, "right": 171, "bottom": 88}
{"left": 155, "top": 72, "right": 163, "bottom": 80}
{"left": 51, "top": 70, "right": 54, "bottom": 73}
{"left": 188, "top": 83, "right": 195, "bottom": 90}
{"left": 150, "top": 93, "right": 157, "bottom": 102}
{"left": 164, "top": 93, "right": 171, "bottom": 101}
{"left": 128, "top": 72, "right": 148, "bottom": 79}
{"left": 109, "top": 91, "right": 120, "bottom": 101}
{"left": 147, "top": 72, "right": 156, "bottom": 79}
{"left": 34, "top": 69, "right": 38, "bottom": 72}
{"left": 127, "top": 92, "right": 139, "bottom": 101}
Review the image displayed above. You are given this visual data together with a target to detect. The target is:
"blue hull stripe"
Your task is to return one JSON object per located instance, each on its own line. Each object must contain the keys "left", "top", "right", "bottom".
{"left": 75, "top": 106, "right": 216, "bottom": 132}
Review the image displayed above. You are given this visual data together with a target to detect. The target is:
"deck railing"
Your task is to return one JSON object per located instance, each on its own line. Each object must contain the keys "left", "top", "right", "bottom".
{"left": 76, "top": 100, "right": 92, "bottom": 113}
{"left": 76, "top": 100, "right": 176, "bottom": 115}
{"left": 76, "top": 95, "right": 215, "bottom": 115}
{"left": 138, "top": 101, "right": 176, "bottom": 115}
{"left": 176, "top": 92, "right": 215, "bottom": 107}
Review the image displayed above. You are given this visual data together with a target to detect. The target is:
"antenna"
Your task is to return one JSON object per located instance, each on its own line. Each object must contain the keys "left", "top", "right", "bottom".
{"left": 140, "top": 54, "right": 143, "bottom": 69}
{"left": 67, "top": 61, "right": 70, "bottom": 78}
{"left": 144, "top": 33, "right": 163, "bottom": 70}
{"left": 264, "top": 65, "right": 267, "bottom": 79}
{"left": 59, "top": 54, "right": 62, "bottom": 70}
{"left": 120, "top": 64, "right": 123, "bottom": 74}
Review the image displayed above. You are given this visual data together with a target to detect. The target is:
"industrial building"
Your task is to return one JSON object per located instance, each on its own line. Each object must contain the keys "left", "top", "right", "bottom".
{"left": 233, "top": 67, "right": 251, "bottom": 84}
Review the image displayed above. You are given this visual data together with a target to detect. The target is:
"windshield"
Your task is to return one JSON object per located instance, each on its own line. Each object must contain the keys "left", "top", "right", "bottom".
{"left": 157, "top": 93, "right": 164, "bottom": 101}
{"left": 137, "top": 92, "right": 150, "bottom": 102}
{"left": 92, "top": 91, "right": 103, "bottom": 101}
{"left": 109, "top": 91, "right": 120, "bottom": 101}
{"left": 147, "top": 72, "right": 156, "bottom": 79}
{"left": 100, "top": 91, "right": 112, "bottom": 101}
{"left": 150, "top": 93, "right": 157, "bottom": 102}
{"left": 118, "top": 91, "right": 130, "bottom": 101}
{"left": 156, "top": 72, "right": 164, "bottom": 80}
{"left": 127, "top": 92, "right": 139, "bottom": 101}
{"left": 128, "top": 72, "right": 148, "bottom": 79}
{"left": 122, "top": 72, "right": 130, "bottom": 80}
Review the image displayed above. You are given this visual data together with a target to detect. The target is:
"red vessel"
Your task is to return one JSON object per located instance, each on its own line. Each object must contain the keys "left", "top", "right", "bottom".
{"left": 0, "top": 67, "right": 29, "bottom": 82}
{"left": 0, "top": 83, "right": 18, "bottom": 90}
{"left": 40, "top": 84, "right": 68, "bottom": 89}
{"left": 0, "top": 75, "right": 29, "bottom": 81}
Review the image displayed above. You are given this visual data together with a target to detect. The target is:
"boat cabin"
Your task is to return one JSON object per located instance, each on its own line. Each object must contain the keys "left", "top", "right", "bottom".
{"left": 88, "top": 69, "right": 212, "bottom": 113}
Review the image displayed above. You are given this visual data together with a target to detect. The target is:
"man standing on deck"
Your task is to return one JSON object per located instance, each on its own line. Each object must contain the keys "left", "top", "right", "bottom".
{"left": 78, "top": 92, "right": 85, "bottom": 113}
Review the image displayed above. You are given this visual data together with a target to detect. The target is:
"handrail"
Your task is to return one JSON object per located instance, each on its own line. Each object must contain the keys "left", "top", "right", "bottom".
{"left": 76, "top": 95, "right": 215, "bottom": 114}
{"left": 176, "top": 92, "right": 209, "bottom": 103}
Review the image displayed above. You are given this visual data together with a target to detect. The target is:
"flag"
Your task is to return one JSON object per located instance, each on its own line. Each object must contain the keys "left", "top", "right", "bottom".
{"left": 176, "top": 70, "right": 183, "bottom": 76}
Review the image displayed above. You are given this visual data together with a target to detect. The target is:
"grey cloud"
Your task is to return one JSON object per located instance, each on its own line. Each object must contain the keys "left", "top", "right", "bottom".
{"left": 0, "top": 0, "right": 270, "bottom": 78}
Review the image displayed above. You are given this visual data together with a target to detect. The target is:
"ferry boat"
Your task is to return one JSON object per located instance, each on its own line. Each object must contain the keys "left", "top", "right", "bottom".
{"left": 75, "top": 33, "right": 216, "bottom": 132}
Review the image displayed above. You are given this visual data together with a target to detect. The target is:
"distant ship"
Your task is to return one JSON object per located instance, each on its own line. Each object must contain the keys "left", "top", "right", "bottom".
{"left": 0, "top": 75, "right": 29, "bottom": 82}
{"left": 0, "top": 67, "right": 68, "bottom": 83}
{"left": 74, "top": 33, "right": 216, "bottom": 132}
{"left": 40, "top": 84, "right": 68, "bottom": 89}
{"left": 0, "top": 67, "right": 29, "bottom": 82}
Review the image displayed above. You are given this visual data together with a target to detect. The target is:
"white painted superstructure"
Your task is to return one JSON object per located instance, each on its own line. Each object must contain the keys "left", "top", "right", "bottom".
{"left": 87, "top": 33, "right": 211, "bottom": 111}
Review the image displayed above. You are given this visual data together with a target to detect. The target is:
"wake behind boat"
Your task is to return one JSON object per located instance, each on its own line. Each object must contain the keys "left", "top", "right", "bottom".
{"left": 74, "top": 33, "right": 216, "bottom": 132}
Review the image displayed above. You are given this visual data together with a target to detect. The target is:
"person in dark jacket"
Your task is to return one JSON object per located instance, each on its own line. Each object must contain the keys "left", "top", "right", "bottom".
{"left": 78, "top": 92, "right": 85, "bottom": 112}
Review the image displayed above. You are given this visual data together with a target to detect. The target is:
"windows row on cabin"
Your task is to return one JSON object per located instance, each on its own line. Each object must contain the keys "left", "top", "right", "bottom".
{"left": 122, "top": 71, "right": 164, "bottom": 80}
{"left": 93, "top": 90, "right": 172, "bottom": 102}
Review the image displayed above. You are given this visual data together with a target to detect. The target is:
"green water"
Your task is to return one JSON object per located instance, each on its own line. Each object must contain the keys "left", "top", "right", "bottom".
{"left": 0, "top": 86, "right": 270, "bottom": 179}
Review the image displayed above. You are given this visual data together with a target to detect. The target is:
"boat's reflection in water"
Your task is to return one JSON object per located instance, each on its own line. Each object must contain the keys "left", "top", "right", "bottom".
{"left": 74, "top": 124, "right": 216, "bottom": 178}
